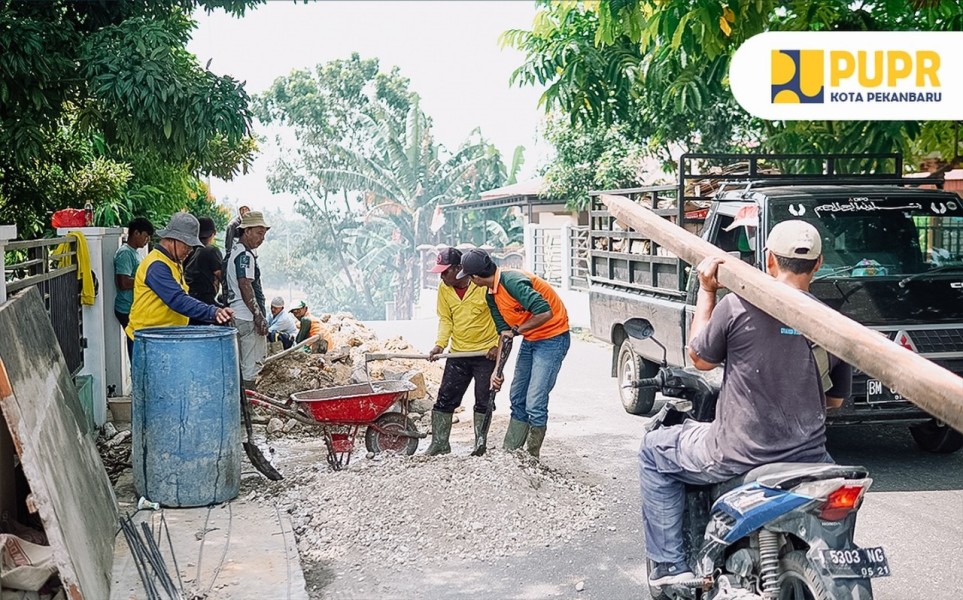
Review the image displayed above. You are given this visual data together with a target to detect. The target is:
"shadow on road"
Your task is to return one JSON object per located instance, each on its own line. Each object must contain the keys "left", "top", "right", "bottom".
{"left": 827, "top": 424, "right": 963, "bottom": 492}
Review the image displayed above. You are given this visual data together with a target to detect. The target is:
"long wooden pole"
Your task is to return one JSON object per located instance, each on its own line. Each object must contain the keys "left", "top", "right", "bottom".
{"left": 600, "top": 194, "right": 963, "bottom": 433}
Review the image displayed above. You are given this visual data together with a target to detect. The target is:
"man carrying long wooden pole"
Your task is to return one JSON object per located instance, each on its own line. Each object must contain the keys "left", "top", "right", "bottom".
{"left": 639, "top": 220, "right": 853, "bottom": 589}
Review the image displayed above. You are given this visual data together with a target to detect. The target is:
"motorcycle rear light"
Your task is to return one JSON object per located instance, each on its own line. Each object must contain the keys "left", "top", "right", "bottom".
{"left": 819, "top": 483, "right": 869, "bottom": 521}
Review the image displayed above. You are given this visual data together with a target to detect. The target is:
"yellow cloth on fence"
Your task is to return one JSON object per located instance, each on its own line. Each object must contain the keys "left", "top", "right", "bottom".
{"left": 53, "top": 231, "right": 95, "bottom": 306}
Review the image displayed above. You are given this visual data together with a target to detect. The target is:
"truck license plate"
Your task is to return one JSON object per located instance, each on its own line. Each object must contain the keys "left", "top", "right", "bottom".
{"left": 866, "top": 379, "right": 904, "bottom": 404}
{"left": 818, "top": 547, "right": 891, "bottom": 578}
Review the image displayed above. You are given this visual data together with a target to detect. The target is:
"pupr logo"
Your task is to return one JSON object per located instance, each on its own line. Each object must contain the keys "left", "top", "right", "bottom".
{"left": 771, "top": 50, "right": 824, "bottom": 103}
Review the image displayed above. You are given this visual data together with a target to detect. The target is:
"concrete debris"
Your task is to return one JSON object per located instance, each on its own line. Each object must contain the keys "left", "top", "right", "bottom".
{"left": 248, "top": 449, "right": 605, "bottom": 575}
{"left": 282, "top": 418, "right": 300, "bottom": 434}
{"left": 266, "top": 418, "right": 285, "bottom": 436}
{"left": 96, "top": 428, "right": 131, "bottom": 485}
{"left": 255, "top": 314, "right": 444, "bottom": 417}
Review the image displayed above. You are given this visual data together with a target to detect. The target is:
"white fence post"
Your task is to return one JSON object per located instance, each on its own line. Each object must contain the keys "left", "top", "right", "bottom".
{"left": 0, "top": 225, "right": 16, "bottom": 305}
{"left": 56, "top": 226, "right": 123, "bottom": 426}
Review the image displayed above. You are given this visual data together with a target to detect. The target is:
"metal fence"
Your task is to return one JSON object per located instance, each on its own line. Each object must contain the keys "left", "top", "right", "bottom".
{"left": 4, "top": 237, "right": 85, "bottom": 374}
{"left": 568, "top": 226, "right": 590, "bottom": 290}
{"left": 530, "top": 226, "right": 563, "bottom": 286}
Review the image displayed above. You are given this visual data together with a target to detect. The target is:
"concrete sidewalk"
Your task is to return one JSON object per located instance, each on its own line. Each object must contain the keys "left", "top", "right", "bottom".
{"left": 110, "top": 472, "right": 308, "bottom": 600}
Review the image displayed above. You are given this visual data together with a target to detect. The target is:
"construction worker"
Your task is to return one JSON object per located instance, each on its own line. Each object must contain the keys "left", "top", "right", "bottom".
{"left": 289, "top": 300, "right": 333, "bottom": 353}
{"left": 267, "top": 296, "right": 299, "bottom": 352}
{"left": 224, "top": 211, "right": 270, "bottom": 388}
{"left": 126, "top": 213, "right": 233, "bottom": 355}
{"left": 457, "top": 248, "right": 570, "bottom": 459}
{"left": 424, "top": 247, "right": 500, "bottom": 456}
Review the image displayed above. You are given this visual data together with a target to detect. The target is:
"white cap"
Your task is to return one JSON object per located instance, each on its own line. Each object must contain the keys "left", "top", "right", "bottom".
{"left": 765, "top": 220, "right": 821, "bottom": 260}
{"left": 270, "top": 296, "right": 285, "bottom": 308}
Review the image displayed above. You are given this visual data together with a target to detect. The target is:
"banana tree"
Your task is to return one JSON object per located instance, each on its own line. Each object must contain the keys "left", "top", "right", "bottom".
{"left": 315, "top": 98, "right": 487, "bottom": 318}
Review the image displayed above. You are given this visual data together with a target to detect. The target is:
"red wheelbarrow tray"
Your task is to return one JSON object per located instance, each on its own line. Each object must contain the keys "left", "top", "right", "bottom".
{"left": 289, "top": 380, "right": 416, "bottom": 424}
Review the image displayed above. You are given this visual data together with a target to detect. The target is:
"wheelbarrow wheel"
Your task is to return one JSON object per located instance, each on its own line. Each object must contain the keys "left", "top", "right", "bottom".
{"left": 365, "top": 412, "right": 419, "bottom": 456}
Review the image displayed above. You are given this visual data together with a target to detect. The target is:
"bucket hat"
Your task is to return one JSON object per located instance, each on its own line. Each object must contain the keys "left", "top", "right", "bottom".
{"left": 157, "top": 212, "right": 203, "bottom": 247}
{"left": 237, "top": 211, "right": 270, "bottom": 230}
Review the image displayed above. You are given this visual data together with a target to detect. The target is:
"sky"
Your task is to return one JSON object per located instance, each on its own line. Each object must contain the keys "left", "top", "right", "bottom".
{"left": 188, "top": 1, "right": 549, "bottom": 217}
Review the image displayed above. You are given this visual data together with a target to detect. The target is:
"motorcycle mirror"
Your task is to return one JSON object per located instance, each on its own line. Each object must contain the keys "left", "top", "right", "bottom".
{"left": 624, "top": 318, "right": 655, "bottom": 340}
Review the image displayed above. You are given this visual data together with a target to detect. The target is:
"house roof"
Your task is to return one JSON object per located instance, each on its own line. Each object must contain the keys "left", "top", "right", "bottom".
{"left": 441, "top": 177, "right": 563, "bottom": 212}
{"left": 479, "top": 177, "right": 547, "bottom": 200}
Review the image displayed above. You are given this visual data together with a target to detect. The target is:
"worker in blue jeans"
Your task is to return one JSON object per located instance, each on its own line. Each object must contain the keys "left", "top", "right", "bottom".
{"left": 457, "top": 248, "right": 571, "bottom": 458}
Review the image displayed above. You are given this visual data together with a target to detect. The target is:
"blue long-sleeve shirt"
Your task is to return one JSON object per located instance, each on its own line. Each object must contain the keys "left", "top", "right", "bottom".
{"left": 144, "top": 247, "right": 218, "bottom": 323}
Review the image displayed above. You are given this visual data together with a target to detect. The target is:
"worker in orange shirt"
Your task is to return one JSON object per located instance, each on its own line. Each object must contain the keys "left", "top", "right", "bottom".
{"left": 457, "top": 248, "right": 570, "bottom": 459}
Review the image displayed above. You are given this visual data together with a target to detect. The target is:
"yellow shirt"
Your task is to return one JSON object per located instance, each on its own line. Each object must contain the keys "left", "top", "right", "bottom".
{"left": 435, "top": 282, "right": 499, "bottom": 352}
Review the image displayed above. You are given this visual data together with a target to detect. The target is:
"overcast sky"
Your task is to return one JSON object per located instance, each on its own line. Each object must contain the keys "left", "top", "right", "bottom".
{"left": 188, "top": 1, "right": 548, "bottom": 216}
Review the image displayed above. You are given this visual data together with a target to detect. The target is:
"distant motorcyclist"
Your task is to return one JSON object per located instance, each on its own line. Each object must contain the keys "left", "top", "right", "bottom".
{"left": 639, "top": 220, "right": 852, "bottom": 589}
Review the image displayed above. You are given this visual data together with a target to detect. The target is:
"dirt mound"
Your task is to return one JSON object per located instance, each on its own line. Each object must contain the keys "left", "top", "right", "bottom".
{"left": 255, "top": 314, "right": 444, "bottom": 410}
{"left": 254, "top": 450, "right": 605, "bottom": 569}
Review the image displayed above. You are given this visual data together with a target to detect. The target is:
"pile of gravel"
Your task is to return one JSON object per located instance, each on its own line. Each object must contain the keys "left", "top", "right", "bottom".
{"left": 252, "top": 450, "right": 606, "bottom": 570}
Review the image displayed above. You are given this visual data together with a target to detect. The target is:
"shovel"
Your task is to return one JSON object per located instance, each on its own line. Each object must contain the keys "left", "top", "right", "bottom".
{"left": 240, "top": 385, "right": 283, "bottom": 481}
{"left": 363, "top": 350, "right": 489, "bottom": 362}
{"left": 473, "top": 336, "right": 514, "bottom": 457}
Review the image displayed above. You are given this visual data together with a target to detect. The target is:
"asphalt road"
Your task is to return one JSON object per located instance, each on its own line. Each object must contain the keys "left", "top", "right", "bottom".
{"left": 354, "top": 320, "right": 963, "bottom": 600}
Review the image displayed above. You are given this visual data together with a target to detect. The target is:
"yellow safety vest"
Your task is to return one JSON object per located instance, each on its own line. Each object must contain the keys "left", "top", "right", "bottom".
{"left": 125, "top": 249, "right": 190, "bottom": 340}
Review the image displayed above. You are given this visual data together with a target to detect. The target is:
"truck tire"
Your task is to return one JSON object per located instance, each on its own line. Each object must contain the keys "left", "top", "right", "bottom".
{"left": 777, "top": 550, "right": 873, "bottom": 600}
{"left": 617, "top": 340, "right": 658, "bottom": 416}
{"left": 909, "top": 418, "right": 963, "bottom": 454}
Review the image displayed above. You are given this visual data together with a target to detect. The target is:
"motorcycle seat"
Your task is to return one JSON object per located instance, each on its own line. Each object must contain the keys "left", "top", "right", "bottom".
{"left": 712, "top": 463, "right": 869, "bottom": 500}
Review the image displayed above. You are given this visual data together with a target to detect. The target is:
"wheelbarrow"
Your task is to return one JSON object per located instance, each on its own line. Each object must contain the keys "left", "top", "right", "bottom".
{"left": 245, "top": 380, "right": 426, "bottom": 471}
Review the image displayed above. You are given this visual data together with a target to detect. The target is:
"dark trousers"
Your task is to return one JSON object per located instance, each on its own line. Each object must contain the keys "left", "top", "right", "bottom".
{"left": 268, "top": 331, "right": 295, "bottom": 350}
{"left": 434, "top": 356, "right": 497, "bottom": 414}
{"left": 115, "top": 310, "right": 133, "bottom": 358}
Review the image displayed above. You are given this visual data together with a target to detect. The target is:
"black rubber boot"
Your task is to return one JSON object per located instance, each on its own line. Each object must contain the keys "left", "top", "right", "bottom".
{"left": 526, "top": 426, "right": 547, "bottom": 458}
{"left": 502, "top": 418, "right": 530, "bottom": 451}
{"left": 424, "top": 410, "right": 452, "bottom": 456}
{"left": 470, "top": 412, "right": 492, "bottom": 456}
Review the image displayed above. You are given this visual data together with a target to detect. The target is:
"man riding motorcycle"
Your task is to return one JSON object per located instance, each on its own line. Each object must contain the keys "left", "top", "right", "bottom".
{"left": 638, "top": 220, "right": 853, "bottom": 589}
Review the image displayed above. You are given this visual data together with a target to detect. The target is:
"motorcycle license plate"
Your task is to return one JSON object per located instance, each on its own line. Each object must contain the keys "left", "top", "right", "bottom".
{"left": 866, "top": 379, "right": 904, "bottom": 404}
{"left": 818, "top": 547, "right": 891, "bottom": 578}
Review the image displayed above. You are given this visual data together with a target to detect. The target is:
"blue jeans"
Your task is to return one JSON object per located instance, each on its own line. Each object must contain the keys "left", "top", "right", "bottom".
{"left": 508, "top": 331, "right": 570, "bottom": 428}
{"left": 639, "top": 421, "right": 835, "bottom": 564}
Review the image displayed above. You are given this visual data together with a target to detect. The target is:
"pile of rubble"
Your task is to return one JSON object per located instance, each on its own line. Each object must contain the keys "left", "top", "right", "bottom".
{"left": 96, "top": 423, "right": 132, "bottom": 485}
{"left": 253, "top": 450, "right": 606, "bottom": 570}
{"left": 255, "top": 312, "right": 444, "bottom": 415}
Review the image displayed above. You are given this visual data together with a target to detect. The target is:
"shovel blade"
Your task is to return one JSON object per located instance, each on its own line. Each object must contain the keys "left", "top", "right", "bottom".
{"left": 243, "top": 441, "right": 283, "bottom": 481}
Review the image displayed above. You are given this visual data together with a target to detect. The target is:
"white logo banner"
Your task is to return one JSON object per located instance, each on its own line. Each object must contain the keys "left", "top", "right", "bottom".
{"left": 729, "top": 31, "right": 963, "bottom": 120}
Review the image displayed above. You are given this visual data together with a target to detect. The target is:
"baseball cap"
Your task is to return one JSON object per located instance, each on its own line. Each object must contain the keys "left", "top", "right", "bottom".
{"left": 765, "top": 220, "right": 821, "bottom": 260}
{"left": 270, "top": 296, "right": 285, "bottom": 308}
{"left": 430, "top": 247, "right": 463, "bottom": 273}
{"left": 456, "top": 248, "right": 496, "bottom": 279}
{"left": 289, "top": 300, "right": 307, "bottom": 312}
{"left": 723, "top": 205, "right": 759, "bottom": 231}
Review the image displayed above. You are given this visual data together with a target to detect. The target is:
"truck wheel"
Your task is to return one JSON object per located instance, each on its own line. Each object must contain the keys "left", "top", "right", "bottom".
{"left": 910, "top": 419, "right": 963, "bottom": 454}
{"left": 617, "top": 340, "right": 657, "bottom": 415}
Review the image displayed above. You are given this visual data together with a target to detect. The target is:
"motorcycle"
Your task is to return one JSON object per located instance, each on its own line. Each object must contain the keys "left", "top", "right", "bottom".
{"left": 624, "top": 318, "right": 888, "bottom": 600}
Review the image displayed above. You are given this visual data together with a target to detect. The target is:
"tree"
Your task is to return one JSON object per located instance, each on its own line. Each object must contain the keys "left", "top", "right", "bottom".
{"left": 505, "top": 1, "right": 963, "bottom": 174}
{"left": 0, "top": 1, "right": 259, "bottom": 235}
{"left": 257, "top": 55, "right": 520, "bottom": 319}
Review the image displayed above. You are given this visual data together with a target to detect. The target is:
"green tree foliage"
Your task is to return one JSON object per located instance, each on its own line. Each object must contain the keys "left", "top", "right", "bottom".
{"left": 506, "top": 0, "right": 962, "bottom": 180}
{"left": 257, "top": 55, "right": 522, "bottom": 319}
{"left": 0, "top": 0, "right": 259, "bottom": 236}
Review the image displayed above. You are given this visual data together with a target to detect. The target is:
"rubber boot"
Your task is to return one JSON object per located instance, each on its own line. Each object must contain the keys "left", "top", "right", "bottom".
{"left": 502, "top": 418, "right": 530, "bottom": 451}
{"left": 470, "top": 412, "right": 492, "bottom": 456}
{"left": 526, "top": 426, "right": 547, "bottom": 459}
{"left": 424, "top": 410, "right": 452, "bottom": 456}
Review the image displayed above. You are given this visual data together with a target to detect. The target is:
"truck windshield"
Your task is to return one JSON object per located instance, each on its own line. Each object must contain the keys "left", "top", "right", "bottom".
{"left": 769, "top": 197, "right": 963, "bottom": 279}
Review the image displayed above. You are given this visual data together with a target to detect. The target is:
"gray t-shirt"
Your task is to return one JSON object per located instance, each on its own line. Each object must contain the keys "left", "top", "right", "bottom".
{"left": 689, "top": 293, "right": 851, "bottom": 471}
{"left": 224, "top": 242, "right": 265, "bottom": 322}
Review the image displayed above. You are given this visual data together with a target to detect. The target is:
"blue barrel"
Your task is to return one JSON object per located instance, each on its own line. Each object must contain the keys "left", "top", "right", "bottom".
{"left": 131, "top": 326, "right": 241, "bottom": 507}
